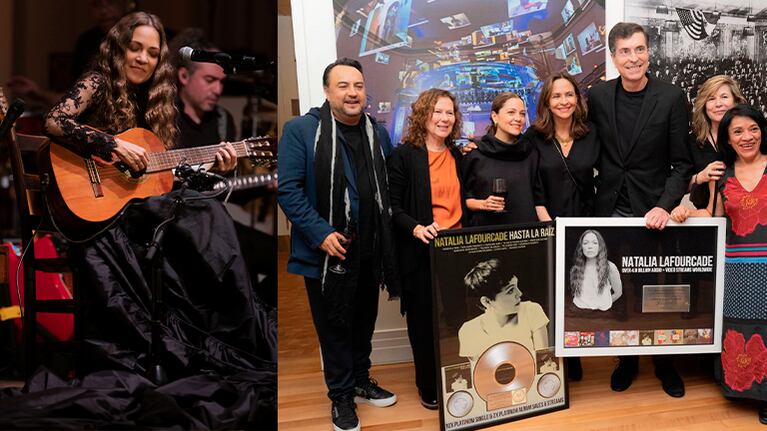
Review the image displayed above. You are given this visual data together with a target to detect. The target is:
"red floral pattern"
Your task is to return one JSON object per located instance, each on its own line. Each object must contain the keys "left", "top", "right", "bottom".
{"left": 721, "top": 329, "right": 767, "bottom": 391}
{"left": 723, "top": 175, "right": 767, "bottom": 237}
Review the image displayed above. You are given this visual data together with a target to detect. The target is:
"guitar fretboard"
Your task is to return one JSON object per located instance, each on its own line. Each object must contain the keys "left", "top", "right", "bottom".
{"left": 146, "top": 142, "right": 252, "bottom": 172}
{"left": 213, "top": 171, "right": 277, "bottom": 191}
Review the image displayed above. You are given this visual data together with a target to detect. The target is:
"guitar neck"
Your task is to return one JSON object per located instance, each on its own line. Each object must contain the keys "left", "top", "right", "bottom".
{"left": 214, "top": 171, "right": 277, "bottom": 191}
{"left": 146, "top": 141, "right": 250, "bottom": 172}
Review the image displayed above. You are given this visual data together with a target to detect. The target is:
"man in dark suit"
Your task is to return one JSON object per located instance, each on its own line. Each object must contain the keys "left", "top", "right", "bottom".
{"left": 588, "top": 22, "right": 692, "bottom": 397}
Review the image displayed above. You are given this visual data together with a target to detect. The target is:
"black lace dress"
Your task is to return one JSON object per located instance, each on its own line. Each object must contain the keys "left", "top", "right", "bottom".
{"left": 0, "top": 73, "right": 277, "bottom": 429}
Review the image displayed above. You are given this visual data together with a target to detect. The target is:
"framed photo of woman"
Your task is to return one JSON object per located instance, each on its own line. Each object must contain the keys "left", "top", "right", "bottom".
{"left": 554, "top": 217, "right": 725, "bottom": 357}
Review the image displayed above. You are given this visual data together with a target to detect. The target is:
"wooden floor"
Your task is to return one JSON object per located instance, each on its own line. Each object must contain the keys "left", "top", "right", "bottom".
{"left": 277, "top": 250, "right": 764, "bottom": 430}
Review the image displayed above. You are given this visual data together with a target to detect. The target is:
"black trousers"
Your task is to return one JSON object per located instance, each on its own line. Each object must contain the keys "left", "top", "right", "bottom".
{"left": 403, "top": 267, "right": 437, "bottom": 396}
{"left": 304, "top": 260, "right": 380, "bottom": 400}
{"left": 609, "top": 211, "right": 677, "bottom": 374}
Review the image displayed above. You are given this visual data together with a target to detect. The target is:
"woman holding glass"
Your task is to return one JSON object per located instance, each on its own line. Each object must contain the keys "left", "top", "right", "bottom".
{"left": 461, "top": 92, "right": 543, "bottom": 226}
{"left": 387, "top": 88, "right": 465, "bottom": 410}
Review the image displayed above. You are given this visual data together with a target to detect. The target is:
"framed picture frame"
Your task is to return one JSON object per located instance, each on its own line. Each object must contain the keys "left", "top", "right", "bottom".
{"left": 554, "top": 217, "right": 726, "bottom": 357}
{"left": 431, "top": 222, "right": 568, "bottom": 431}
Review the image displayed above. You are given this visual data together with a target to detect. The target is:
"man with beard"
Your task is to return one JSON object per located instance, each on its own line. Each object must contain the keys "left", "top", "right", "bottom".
{"left": 278, "top": 57, "right": 400, "bottom": 431}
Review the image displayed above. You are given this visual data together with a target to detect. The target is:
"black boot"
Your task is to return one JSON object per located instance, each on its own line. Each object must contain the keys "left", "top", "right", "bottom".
{"left": 610, "top": 356, "right": 638, "bottom": 392}
{"left": 567, "top": 357, "right": 583, "bottom": 381}
{"left": 654, "top": 363, "right": 685, "bottom": 398}
{"left": 759, "top": 401, "right": 767, "bottom": 425}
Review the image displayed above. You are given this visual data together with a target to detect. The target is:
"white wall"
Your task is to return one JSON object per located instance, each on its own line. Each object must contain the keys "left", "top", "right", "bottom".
{"left": 277, "top": 14, "right": 298, "bottom": 237}
{"left": 606, "top": 0, "right": 625, "bottom": 79}
{"left": 290, "top": 0, "right": 338, "bottom": 114}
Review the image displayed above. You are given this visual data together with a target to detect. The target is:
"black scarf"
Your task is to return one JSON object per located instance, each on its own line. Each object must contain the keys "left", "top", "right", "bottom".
{"left": 314, "top": 101, "right": 400, "bottom": 327}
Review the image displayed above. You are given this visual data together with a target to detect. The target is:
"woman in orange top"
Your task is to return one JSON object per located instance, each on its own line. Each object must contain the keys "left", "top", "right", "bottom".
{"left": 387, "top": 88, "right": 466, "bottom": 410}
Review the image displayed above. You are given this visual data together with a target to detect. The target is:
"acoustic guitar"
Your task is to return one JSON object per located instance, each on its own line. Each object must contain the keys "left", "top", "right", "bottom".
{"left": 37, "top": 127, "right": 273, "bottom": 240}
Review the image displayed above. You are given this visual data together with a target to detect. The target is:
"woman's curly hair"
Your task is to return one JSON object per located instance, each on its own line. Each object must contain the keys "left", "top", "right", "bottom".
{"left": 402, "top": 88, "right": 462, "bottom": 147}
{"left": 569, "top": 229, "right": 609, "bottom": 297}
{"left": 92, "top": 11, "right": 178, "bottom": 148}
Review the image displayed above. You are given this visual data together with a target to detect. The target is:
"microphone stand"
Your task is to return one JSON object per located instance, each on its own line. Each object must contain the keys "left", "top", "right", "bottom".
{"left": 144, "top": 163, "right": 231, "bottom": 385}
{"left": 144, "top": 185, "right": 182, "bottom": 386}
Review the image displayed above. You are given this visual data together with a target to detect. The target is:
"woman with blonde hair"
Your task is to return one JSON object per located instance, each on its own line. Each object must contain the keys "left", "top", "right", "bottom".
{"left": 688, "top": 75, "right": 746, "bottom": 208}
{"left": 388, "top": 88, "right": 466, "bottom": 410}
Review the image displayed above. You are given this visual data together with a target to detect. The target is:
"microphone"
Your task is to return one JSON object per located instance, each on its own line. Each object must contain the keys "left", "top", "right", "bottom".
{"left": 178, "top": 46, "right": 271, "bottom": 72}
{"left": 0, "top": 99, "right": 25, "bottom": 139}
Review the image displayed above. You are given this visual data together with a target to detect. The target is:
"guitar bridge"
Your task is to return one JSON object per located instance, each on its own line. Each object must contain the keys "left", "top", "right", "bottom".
{"left": 85, "top": 159, "right": 104, "bottom": 198}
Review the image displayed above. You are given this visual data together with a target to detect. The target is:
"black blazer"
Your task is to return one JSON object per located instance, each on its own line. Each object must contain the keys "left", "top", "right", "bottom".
{"left": 688, "top": 134, "right": 720, "bottom": 209}
{"left": 387, "top": 143, "right": 466, "bottom": 278}
{"left": 587, "top": 76, "right": 692, "bottom": 215}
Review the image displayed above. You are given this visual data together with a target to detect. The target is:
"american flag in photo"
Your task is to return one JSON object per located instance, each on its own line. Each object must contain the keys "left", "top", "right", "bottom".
{"left": 676, "top": 8, "right": 717, "bottom": 40}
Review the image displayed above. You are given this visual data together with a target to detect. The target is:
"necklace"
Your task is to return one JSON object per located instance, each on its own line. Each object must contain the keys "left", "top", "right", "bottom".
{"left": 556, "top": 134, "right": 573, "bottom": 146}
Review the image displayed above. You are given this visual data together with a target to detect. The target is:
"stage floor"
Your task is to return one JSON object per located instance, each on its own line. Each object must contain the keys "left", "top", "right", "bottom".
{"left": 277, "top": 249, "right": 762, "bottom": 430}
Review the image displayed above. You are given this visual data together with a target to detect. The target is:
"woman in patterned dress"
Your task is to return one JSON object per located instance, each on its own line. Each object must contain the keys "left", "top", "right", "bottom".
{"left": 670, "top": 104, "right": 767, "bottom": 424}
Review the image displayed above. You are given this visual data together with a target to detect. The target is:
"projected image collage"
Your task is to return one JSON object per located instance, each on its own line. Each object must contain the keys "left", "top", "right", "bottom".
{"left": 335, "top": 0, "right": 606, "bottom": 145}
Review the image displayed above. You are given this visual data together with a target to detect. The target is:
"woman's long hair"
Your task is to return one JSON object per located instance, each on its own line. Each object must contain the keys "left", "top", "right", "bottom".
{"left": 569, "top": 229, "right": 609, "bottom": 297}
{"left": 403, "top": 88, "right": 462, "bottom": 148}
{"left": 532, "top": 72, "right": 589, "bottom": 141}
{"left": 691, "top": 75, "right": 745, "bottom": 146}
{"left": 92, "top": 11, "right": 178, "bottom": 148}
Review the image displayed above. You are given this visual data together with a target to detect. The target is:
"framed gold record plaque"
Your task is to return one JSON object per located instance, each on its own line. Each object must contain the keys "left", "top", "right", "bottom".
{"left": 430, "top": 223, "right": 568, "bottom": 430}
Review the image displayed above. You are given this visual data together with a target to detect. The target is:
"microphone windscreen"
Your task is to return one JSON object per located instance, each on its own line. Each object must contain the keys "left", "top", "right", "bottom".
{"left": 179, "top": 46, "right": 194, "bottom": 61}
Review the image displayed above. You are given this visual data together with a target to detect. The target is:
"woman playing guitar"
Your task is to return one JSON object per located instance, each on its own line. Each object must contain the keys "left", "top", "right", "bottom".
{"left": 40, "top": 12, "right": 276, "bottom": 383}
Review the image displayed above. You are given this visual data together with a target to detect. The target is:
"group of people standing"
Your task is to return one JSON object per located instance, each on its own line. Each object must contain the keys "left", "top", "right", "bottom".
{"left": 279, "top": 21, "right": 767, "bottom": 431}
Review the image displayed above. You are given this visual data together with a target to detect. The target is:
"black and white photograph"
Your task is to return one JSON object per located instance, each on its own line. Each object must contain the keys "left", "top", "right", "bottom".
{"left": 555, "top": 218, "right": 726, "bottom": 357}
{"left": 568, "top": 229, "right": 622, "bottom": 312}
{"left": 431, "top": 223, "right": 567, "bottom": 430}
{"left": 444, "top": 363, "right": 473, "bottom": 393}
{"left": 625, "top": 0, "right": 767, "bottom": 117}
{"left": 535, "top": 348, "right": 560, "bottom": 374}
{"left": 441, "top": 12, "right": 472, "bottom": 29}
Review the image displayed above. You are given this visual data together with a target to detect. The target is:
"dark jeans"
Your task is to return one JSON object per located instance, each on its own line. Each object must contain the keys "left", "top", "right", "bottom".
{"left": 304, "top": 260, "right": 380, "bottom": 400}
{"left": 403, "top": 268, "right": 437, "bottom": 396}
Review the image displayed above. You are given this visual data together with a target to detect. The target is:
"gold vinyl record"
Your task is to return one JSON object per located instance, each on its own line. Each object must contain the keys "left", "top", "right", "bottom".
{"left": 473, "top": 341, "right": 535, "bottom": 402}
